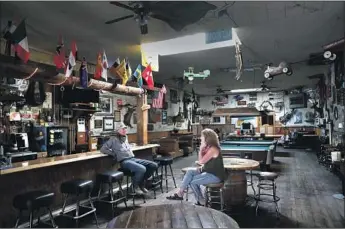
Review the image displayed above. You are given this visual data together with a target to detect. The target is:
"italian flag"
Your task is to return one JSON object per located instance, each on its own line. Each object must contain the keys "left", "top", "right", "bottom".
{"left": 11, "top": 20, "right": 30, "bottom": 63}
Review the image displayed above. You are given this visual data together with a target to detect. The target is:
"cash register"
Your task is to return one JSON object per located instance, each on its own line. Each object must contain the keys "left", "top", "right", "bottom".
{"left": 6, "top": 133, "right": 37, "bottom": 163}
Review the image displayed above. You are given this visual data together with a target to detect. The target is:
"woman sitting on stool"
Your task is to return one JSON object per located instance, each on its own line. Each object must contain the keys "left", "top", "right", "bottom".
{"left": 166, "top": 128, "right": 225, "bottom": 205}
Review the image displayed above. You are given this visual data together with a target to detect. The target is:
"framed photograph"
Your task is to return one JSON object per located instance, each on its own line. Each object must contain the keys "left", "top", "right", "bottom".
{"left": 103, "top": 117, "right": 114, "bottom": 131}
{"left": 114, "top": 110, "right": 121, "bottom": 122}
{"left": 99, "top": 96, "right": 113, "bottom": 114}
{"left": 162, "top": 110, "right": 167, "bottom": 124}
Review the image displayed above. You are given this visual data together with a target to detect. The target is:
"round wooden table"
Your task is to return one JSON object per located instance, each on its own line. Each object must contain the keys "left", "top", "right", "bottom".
{"left": 222, "top": 157, "right": 260, "bottom": 207}
{"left": 106, "top": 203, "right": 240, "bottom": 228}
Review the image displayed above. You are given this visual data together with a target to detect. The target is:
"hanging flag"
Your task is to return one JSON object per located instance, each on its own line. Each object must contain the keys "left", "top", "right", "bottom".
{"left": 53, "top": 35, "right": 65, "bottom": 69}
{"left": 113, "top": 59, "right": 128, "bottom": 85}
{"left": 133, "top": 64, "right": 143, "bottom": 88}
{"left": 65, "top": 42, "right": 77, "bottom": 78}
{"left": 125, "top": 58, "right": 132, "bottom": 79}
{"left": 11, "top": 20, "right": 30, "bottom": 63}
{"left": 3, "top": 21, "right": 17, "bottom": 56}
{"left": 141, "top": 47, "right": 159, "bottom": 72}
{"left": 79, "top": 57, "right": 88, "bottom": 88}
{"left": 142, "top": 64, "right": 154, "bottom": 89}
{"left": 101, "top": 50, "right": 108, "bottom": 81}
{"left": 71, "top": 40, "right": 78, "bottom": 62}
{"left": 152, "top": 85, "right": 166, "bottom": 108}
{"left": 94, "top": 52, "right": 103, "bottom": 80}
{"left": 109, "top": 58, "right": 120, "bottom": 78}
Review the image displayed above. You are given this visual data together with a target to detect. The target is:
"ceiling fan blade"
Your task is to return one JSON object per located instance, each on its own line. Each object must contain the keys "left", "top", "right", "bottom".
{"left": 109, "top": 1, "right": 135, "bottom": 11}
{"left": 150, "top": 14, "right": 185, "bottom": 31}
{"left": 105, "top": 15, "right": 135, "bottom": 24}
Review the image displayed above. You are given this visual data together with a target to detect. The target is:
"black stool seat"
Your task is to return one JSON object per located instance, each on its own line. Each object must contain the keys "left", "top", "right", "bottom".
{"left": 97, "top": 171, "right": 124, "bottom": 183}
{"left": 118, "top": 168, "right": 135, "bottom": 176}
{"left": 13, "top": 190, "right": 55, "bottom": 211}
{"left": 259, "top": 172, "right": 278, "bottom": 180}
{"left": 154, "top": 156, "right": 173, "bottom": 165}
{"left": 60, "top": 179, "right": 93, "bottom": 195}
{"left": 13, "top": 191, "right": 56, "bottom": 228}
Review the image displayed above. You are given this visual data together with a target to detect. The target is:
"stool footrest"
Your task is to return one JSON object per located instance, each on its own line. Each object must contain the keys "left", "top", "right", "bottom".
{"left": 96, "top": 195, "right": 127, "bottom": 205}
{"left": 255, "top": 193, "right": 280, "bottom": 203}
{"left": 60, "top": 205, "right": 96, "bottom": 220}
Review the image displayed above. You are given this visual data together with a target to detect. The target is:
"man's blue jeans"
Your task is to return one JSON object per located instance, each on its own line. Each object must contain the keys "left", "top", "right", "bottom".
{"left": 120, "top": 158, "right": 158, "bottom": 188}
{"left": 181, "top": 169, "right": 221, "bottom": 202}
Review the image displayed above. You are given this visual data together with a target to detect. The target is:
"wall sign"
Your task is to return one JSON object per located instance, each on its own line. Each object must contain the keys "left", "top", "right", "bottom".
{"left": 162, "top": 110, "right": 167, "bottom": 124}
{"left": 237, "top": 100, "right": 246, "bottom": 106}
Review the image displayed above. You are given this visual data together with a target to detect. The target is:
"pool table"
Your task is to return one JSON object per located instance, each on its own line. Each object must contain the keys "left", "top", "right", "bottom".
{"left": 221, "top": 140, "right": 276, "bottom": 146}
{"left": 220, "top": 144, "right": 274, "bottom": 165}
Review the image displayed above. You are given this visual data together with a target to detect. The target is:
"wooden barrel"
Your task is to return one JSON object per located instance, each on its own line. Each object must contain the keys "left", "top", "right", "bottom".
{"left": 223, "top": 170, "right": 247, "bottom": 206}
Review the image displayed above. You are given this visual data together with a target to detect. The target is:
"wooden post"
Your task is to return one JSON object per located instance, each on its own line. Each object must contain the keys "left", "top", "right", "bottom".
{"left": 136, "top": 94, "right": 150, "bottom": 145}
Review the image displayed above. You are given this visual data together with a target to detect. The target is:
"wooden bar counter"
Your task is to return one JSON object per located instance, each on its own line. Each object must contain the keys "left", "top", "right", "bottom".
{"left": 0, "top": 144, "right": 159, "bottom": 227}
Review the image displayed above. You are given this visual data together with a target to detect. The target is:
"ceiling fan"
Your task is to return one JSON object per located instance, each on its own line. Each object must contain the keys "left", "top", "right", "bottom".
{"left": 105, "top": 1, "right": 217, "bottom": 35}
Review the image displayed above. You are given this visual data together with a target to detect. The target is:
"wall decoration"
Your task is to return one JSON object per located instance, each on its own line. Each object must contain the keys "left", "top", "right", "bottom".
{"left": 170, "top": 89, "right": 178, "bottom": 103}
{"left": 176, "top": 122, "right": 182, "bottom": 128}
{"left": 167, "top": 116, "right": 173, "bottom": 125}
{"left": 237, "top": 100, "right": 246, "bottom": 106}
{"left": 225, "top": 116, "right": 231, "bottom": 124}
{"left": 294, "top": 111, "right": 302, "bottom": 124}
{"left": 231, "top": 117, "right": 257, "bottom": 128}
{"left": 99, "top": 96, "right": 113, "bottom": 114}
{"left": 114, "top": 110, "right": 121, "bottom": 122}
{"left": 162, "top": 110, "right": 167, "bottom": 124}
{"left": 103, "top": 117, "right": 114, "bottom": 131}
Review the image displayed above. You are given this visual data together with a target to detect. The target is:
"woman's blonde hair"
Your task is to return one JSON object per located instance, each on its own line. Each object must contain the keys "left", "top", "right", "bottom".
{"left": 201, "top": 128, "right": 220, "bottom": 148}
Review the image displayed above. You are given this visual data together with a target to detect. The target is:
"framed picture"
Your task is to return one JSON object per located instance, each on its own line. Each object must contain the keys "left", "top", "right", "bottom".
{"left": 114, "top": 110, "right": 121, "bottom": 122}
{"left": 103, "top": 117, "right": 114, "bottom": 131}
{"left": 162, "top": 110, "right": 167, "bottom": 124}
{"left": 99, "top": 96, "right": 113, "bottom": 114}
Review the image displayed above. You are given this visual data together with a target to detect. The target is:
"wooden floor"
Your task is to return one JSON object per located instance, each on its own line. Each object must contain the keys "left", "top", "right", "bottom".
{"left": 54, "top": 147, "right": 345, "bottom": 228}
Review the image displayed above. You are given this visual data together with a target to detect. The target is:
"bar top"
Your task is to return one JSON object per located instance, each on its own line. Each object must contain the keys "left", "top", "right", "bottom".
{"left": 0, "top": 144, "right": 160, "bottom": 175}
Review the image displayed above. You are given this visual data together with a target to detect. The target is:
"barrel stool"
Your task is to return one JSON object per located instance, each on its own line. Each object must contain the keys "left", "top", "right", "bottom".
{"left": 154, "top": 156, "right": 177, "bottom": 192}
{"left": 204, "top": 183, "right": 225, "bottom": 211}
{"left": 254, "top": 172, "right": 280, "bottom": 217}
{"left": 181, "top": 167, "right": 197, "bottom": 201}
{"left": 13, "top": 190, "right": 56, "bottom": 228}
{"left": 96, "top": 171, "right": 128, "bottom": 216}
{"left": 60, "top": 179, "right": 99, "bottom": 227}
{"left": 118, "top": 168, "right": 146, "bottom": 206}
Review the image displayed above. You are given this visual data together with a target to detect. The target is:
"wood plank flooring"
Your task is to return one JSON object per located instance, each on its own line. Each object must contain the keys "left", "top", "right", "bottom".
{"left": 56, "top": 147, "right": 345, "bottom": 228}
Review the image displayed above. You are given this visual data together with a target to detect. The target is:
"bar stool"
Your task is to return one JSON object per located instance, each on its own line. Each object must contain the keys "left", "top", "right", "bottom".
{"left": 13, "top": 190, "right": 56, "bottom": 228}
{"left": 117, "top": 168, "right": 146, "bottom": 206}
{"left": 204, "top": 183, "right": 225, "bottom": 211}
{"left": 154, "top": 156, "right": 177, "bottom": 192}
{"left": 147, "top": 166, "right": 164, "bottom": 199}
{"left": 60, "top": 179, "right": 99, "bottom": 227}
{"left": 245, "top": 170, "right": 261, "bottom": 196}
{"left": 96, "top": 171, "right": 128, "bottom": 216}
{"left": 181, "top": 167, "right": 197, "bottom": 201}
{"left": 255, "top": 172, "right": 280, "bottom": 217}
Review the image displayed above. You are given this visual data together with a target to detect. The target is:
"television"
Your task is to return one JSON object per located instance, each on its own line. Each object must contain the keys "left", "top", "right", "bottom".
{"left": 55, "top": 86, "right": 100, "bottom": 105}
{"left": 289, "top": 93, "right": 307, "bottom": 109}
{"left": 242, "top": 123, "right": 251, "bottom": 130}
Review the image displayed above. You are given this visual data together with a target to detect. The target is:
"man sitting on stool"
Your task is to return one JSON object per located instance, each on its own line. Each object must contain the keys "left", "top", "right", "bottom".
{"left": 100, "top": 122, "right": 158, "bottom": 195}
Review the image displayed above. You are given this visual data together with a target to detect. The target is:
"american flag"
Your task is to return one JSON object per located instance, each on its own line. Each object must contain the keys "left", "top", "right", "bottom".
{"left": 152, "top": 85, "right": 166, "bottom": 109}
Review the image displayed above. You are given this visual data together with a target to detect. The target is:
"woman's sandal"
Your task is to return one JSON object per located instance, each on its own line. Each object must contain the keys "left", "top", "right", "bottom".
{"left": 166, "top": 193, "right": 183, "bottom": 200}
